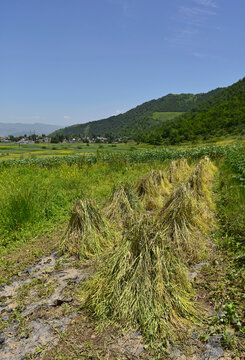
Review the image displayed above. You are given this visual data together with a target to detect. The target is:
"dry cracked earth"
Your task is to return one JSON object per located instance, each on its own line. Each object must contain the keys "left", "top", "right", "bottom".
{"left": 0, "top": 247, "right": 240, "bottom": 360}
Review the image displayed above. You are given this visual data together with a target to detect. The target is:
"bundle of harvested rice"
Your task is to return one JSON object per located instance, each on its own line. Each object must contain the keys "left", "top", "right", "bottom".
{"left": 135, "top": 170, "right": 170, "bottom": 210}
{"left": 188, "top": 156, "right": 217, "bottom": 211}
{"left": 60, "top": 198, "right": 116, "bottom": 259}
{"left": 167, "top": 158, "right": 192, "bottom": 185}
{"left": 157, "top": 183, "right": 208, "bottom": 263}
{"left": 103, "top": 183, "right": 140, "bottom": 227}
{"left": 82, "top": 216, "right": 197, "bottom": 343}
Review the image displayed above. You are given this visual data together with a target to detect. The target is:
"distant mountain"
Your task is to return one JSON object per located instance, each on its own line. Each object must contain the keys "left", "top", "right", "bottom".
{"left": 145, "top": 77, "right": 245, "bottom": 144}
{"left": 51, "top": 89, "right": 222, "bottom": 139}
{"left": 0, "top": 123, "right": 61, "bottom": 137}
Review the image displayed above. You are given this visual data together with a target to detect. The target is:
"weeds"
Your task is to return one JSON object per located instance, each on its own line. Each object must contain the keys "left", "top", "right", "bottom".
{"left": 0, "top": 161, "right": 160, "bottom": 252}
{"left": 15, "top": 277, "right": 56, "bottom": 306}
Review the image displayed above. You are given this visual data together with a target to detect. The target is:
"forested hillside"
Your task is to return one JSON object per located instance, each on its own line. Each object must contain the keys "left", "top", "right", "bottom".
{"left": 143, "top": 77, "right": 245, "bottom": 144}
{"left": 52, "top": 77, "right": 244, "bottom": 144}
{"left": 51, "top": 89, "right": 221, "bottom": 139}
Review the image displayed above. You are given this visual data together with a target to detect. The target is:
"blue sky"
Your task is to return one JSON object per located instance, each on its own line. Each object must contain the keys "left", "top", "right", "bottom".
{"left": 0, "top": 0, "right": 244, "bottom": 126}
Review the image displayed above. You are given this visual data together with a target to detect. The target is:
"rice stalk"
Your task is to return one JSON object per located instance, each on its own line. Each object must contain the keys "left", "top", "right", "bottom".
{"left": 157, "top": 157, "right": 217, "bottom": 263}
{"left": 60, "top": 198, "right": 117, "bottom": 259}
{"left": 81, "top": 216, "right": 198, "bottom": 344}
{"left": 188, "top": 156, "right": 217, "bottom": 221}
{"left": 103, "top": 183, "right": 141, "bottom": 227}
{"left": 135, "top": 170, "right": 171, "bottom": 210}
{"left": 157, "top": 184, "right": 208, "bottom": 263}
{"left": 167, "top": 158, "right": 192, "bottom": 185}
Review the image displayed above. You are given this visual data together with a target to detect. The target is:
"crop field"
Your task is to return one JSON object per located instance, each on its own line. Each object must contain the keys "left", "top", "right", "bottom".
{"left": 0, "top": 142, "right": 149, "bottom": 161}
{"left": 0, "top": 137, "right": 244, "bottom": 162}
{"left": 0, "top": 144, "right": 244, "bottom": 359}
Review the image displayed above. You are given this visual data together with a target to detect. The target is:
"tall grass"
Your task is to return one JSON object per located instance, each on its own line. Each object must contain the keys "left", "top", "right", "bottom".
{"left": 167, "top": 158, "right": 191, "bottom": 184}
{"left": 216, "top": 160, "right": 245, "bottom": 249}
{"left": 0, "top": 160, "right": 168, "bottom": 253}
{"left": 156, "top": 157, "right": 216, "bottom": 263}
{"left": 157, "top": 183, "right": 207, "bottom": 264}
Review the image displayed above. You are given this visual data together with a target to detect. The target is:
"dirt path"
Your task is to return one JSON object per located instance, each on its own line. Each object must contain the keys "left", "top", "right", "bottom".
{"left": 0, "top": 248, "right": 237, "bottom": 360}
{"left": 0, "top": 249, "right": 89, "bottom": 360}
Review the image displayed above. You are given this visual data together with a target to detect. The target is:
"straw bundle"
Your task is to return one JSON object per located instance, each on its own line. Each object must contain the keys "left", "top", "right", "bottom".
{"left": 60, "top": 198, "right": 116, "bottom": 260}
{"left": 135, "top": 170, "right": 171, "bottom": 210}
{"left": 167, "top": 158, "right": 192, "bottom": 185}
{"left": 157, "top": 184, "right": 208, "bottom": 263}
{"left": 103, "top": 184, "right": 140, "bottom": 227}
{"left": 188, "top": 156, "right": 217, "bottom": 213}
{"left": 82, "top": 216, "right": 197, "bottom": 343}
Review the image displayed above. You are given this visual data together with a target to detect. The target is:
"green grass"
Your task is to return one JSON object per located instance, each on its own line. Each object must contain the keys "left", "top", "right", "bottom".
{"left": 194, "top": 159, "right": 245, "bottom": 355}
{"left": 0, "top": 144, "right": 244, "bottom": 353}
{"left": 152, "top": 111, "right": 183, "bottom": 122}
{"left": 0, "top": 144, "right": 243, "bottom": 255}
{"left": 1, "top": 140, "right": 243, "bottom": 163}
{"left": 217, "top": 162, "right": 245, "bottom": 242}
{"left": 0, "top": 159, "right": 169, "bottom": 255}
{"left": 0, "top": 142, "right": 146, "bottom": 160}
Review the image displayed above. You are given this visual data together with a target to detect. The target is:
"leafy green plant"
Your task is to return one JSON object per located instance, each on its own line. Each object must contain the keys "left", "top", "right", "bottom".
{"left": 220, "top": 302, "right": 241, "bottom": 328}
{"left": 221, "top": 328, "right": 236, "bottom": 350}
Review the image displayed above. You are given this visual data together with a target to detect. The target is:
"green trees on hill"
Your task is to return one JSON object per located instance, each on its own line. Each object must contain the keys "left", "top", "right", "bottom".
{"left": 143, "top": 77, "right": 245, "bottom": 144}
{"left": 51, "top": 77, "right": 245, "bottom": 144}
{"left": 51, "top": 90, "right": 221, "bottom": 139}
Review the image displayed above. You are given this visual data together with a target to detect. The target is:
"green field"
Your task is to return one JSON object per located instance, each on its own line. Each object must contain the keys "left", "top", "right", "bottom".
{"left": 1, "top": 143, "right": 244, "bottom": 255}
{"left": 0, "top": 144, "right": 244, "bottom": 357}
{"left": 152, "top": 111, "right": 183, "bottom": 122}
{"left": 0, "top": 136, "right": 243, "bottom": 162}
{"left": 0, "top": 142, "right": 149, "bottom": 160}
